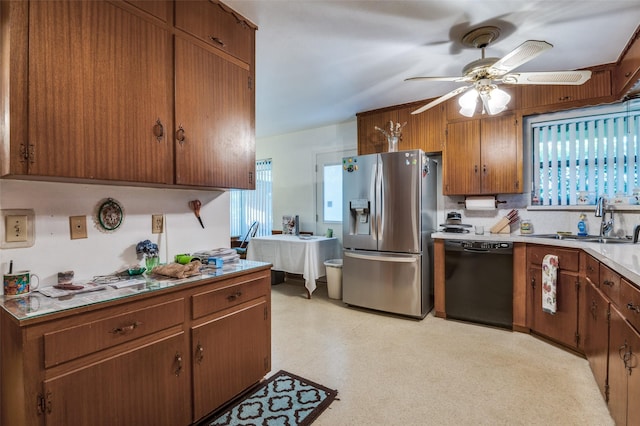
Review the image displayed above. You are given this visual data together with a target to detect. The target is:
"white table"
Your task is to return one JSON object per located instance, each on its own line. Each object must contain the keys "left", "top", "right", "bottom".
{"left": 246, "top": 235, "right": 340, "bottom": 297}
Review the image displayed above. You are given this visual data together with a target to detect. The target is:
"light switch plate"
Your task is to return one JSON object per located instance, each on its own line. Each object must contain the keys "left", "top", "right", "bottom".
{"left": 0, "top": 209, "right": 35, "bottom": 248}
{"left": 152, "top": 214, "right": 164, "bottom": 234}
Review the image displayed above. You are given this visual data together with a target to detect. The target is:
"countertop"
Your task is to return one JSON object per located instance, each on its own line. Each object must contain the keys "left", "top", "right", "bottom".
{"left": 432, "top": 232, "right": 640, "bottom": 287}
{"left": 0, "top": 260, "right": 271, "bottom": 321}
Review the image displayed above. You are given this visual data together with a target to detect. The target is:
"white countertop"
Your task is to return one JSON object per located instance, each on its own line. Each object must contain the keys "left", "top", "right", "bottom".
{"left": 432, "top": 232, "right": 640, "bottom": 287}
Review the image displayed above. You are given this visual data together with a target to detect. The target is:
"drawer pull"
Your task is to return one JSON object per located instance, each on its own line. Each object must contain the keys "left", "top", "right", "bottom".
{"left": 174, "top": 353, "right": 183, "bottom": 376}
{"left": 227, "top": 291, "right": 242, "bottom": 302}
{"left": 627, "top": 302, "right": 640, "bottom": 313}
{"left": 195, "top": 343, "right": 204, "bottom": 364}
{"left": 602, "top": 280, "right": 615, "bottom": 287}
{"left": 110, "top": 321, "right": 142, "bottom": 335}
{"left": 153, "top": 118, "right": 164, "bottom": 142}
{"left": 176, "top": 125, "right": 185, "bottom": 145}
{"left": 208, "top": 35, "right": 226, "bottom": 47}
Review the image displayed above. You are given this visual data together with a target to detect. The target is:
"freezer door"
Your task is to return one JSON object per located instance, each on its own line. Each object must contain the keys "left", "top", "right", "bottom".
{"left": 342, "top": 153, "right": 378, "bottom": 251}
{"left": 378, "top": 151, "right": 422, "bottom": 253}
{"left": 343, "top": 250, "right": 424, "bottom": 318}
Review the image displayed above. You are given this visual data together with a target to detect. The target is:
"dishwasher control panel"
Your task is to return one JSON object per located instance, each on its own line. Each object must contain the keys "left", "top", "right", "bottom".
{"left": 451, "top": 241, "right": 513, "bottom": 251}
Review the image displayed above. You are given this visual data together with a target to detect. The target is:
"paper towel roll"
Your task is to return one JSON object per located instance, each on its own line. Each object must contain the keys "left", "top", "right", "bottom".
{"left": 464, "top": 196, "right": 496, "bottom": 210}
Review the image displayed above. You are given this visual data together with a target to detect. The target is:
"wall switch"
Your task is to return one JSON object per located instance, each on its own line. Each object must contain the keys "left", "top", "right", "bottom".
{"left": 69, "top": 216, "right": 88, "bottom": 239}
{"left": 5, "top": 215, "right": 28, "bottom": 242}
{"left": 152, "top": 214, "right": 164, "bottom": 234}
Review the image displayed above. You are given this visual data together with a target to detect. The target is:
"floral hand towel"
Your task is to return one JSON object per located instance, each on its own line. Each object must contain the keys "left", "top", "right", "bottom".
{"left": 542, "top": 254, "right": 558, "bottom": 314}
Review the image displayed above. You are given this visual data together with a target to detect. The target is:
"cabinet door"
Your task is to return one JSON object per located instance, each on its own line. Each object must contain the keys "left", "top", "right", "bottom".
{"left": 480, "top": 114, "right": 519, "bottom": 194}
{"left": 175, "top": 0, "right": 254, "bottom": 65}
{"left": 175, "top": 37, "right": 254, "bottom": 188}
{"left": 615, "top": 34, "right": 640, "bottom": 97}
{"left": 443, "top": 120, "right": 481, "bottom": 194}
{"left": 44, "top": 333, "right": 190, "bottom": 426}
{"left": 399, "top": 103, "right": 445, "bottom": 153}
{"left": 607, "top": 303, "right": 640, "bottom": 426}
{"left": 520, "top": 69, "right": 612, "bottom": 110}
{"left": 357, "top": 110, "right": 399, "bottom": 155}
{"left": 28, "top": 1, "right": 174, "bottom": 183}
{"left": 584, "top": 282, "right": 610, "bottom": 400}
{"left": 529, "top": 266, "right": 580, "bottom": 349}
{"left": 191, "top": 299, "right": 270, "bottom": 422}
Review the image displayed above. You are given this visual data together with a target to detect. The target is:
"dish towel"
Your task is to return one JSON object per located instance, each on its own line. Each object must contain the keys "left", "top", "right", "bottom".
{"left": 542, "top": 254, "right": 559, "bottom": 315}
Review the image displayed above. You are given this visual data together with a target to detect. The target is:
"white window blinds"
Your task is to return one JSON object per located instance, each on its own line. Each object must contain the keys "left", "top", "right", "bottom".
{"left": 230, "top": 159, "right": 272, "bottom": 237}
{"left": 532, "top": 104, "right": 640, "bottom": 206}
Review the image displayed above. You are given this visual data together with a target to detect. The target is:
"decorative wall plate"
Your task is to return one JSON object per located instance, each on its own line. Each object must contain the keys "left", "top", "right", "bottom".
{"left": 95, "top": 198, "right": 124, "bottom": 232}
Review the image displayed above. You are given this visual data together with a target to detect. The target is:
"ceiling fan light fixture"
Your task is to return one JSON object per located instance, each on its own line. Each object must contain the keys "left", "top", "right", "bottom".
{"left": 458, "top": 88, "right": 478, "bottom": 117}
{"left": 485, "top": 87, "right": 511, "bottom": 115}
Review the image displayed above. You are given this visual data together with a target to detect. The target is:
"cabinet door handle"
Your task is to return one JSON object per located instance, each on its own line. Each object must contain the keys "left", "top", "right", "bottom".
{"left": 174, "top": 353, "right": 183, "bottom": 376}
{"left": 176, "top": 125, "right": 185, "bottom": 145}
{"left": 227, "top": 291, "right": 242, "bottom": 301}
{"left": 195, "top": 343, "right": 204, "bottom": 364}
{"left": 474, "top": 165, "right": 478, "bottom": 174}
{"left": 208, "top": 35, "right": 226, "bottom": 47}
{"left": 603, "top": 280, "right": 614, "bottom": 287}
{"left": 627, "top": 302, "right": 640, "bottom": 313}
{"left": 530, "top": 276, "right": 536, "bottom": 289}
{"left": 483, "top": 164, "right": 487, "bottom": 174}
{"left": 110, "top": 321, "right": 142, "bottom": 335}
{"left": 153, "top": 118, "right": 164, "bottom": 142}
{"left": 590, "top": 300, "right": 598, "bottom": 320}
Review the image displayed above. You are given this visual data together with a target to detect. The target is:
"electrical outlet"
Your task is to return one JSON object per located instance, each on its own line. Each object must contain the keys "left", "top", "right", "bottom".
{"left": 5, "top": 215, "right": 28, "bottom": 242}
{"left": 69, "top": 216, "right": 88, "bottom": 240}
{"left": 152, "top": 214, "right": 164, "bottom": 234}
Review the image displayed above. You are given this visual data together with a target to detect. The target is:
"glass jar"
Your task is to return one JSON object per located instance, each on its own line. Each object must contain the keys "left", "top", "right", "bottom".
{"left": 520, "top": 219, "right": 533, "bottom": 235}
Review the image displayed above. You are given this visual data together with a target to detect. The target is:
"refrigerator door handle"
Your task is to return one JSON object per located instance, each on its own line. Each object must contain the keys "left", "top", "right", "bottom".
{"left": 376, "top": 156, "right": 384, "bottom": 240}
{"left": 344, "top": 252, "right": 417, "bottom": 263}
{"left": 369, "top": 162, "right": 378, "bottom": 241}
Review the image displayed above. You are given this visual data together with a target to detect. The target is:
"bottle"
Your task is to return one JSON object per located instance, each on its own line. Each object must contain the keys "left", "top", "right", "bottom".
{"left": 577, "top": 214, "right": 588, "bottom": 236}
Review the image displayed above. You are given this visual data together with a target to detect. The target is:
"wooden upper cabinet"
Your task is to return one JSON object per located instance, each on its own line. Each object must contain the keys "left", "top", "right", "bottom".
{"left": 398, "top": 102, "right": 445, "bottom": 153}
{"left": 27, "top": 1, "right": 174, "bottom": 183}
{"left": 614, "top": 26, "right": 640, "bottom": 97}
{"left": 175, "top": 0, "right": 254, "bottom": 65}
{"left": 519, "top": 68, "right": 612, "bottom": 111}
{"left": 444, "top": 114, "right": 520, "bottom": 195}
{"left": 175, "top": 37, "right": 254, "bottom": 188}
{"left": 123, "top": 0, "right": 171, "bottom": 22}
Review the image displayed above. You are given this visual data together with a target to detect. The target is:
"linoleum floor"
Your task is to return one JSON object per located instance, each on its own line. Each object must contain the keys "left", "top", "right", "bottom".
{"left": 269, "top": 279, "right": 614, "bottom": 426}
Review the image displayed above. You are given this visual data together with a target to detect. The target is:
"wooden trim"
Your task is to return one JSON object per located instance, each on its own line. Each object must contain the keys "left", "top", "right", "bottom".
{"left": 433, "top": 239, "right": 446, "bottom": 318}
{"left": 512, "top": 242, "right": 527, "bottom": 330}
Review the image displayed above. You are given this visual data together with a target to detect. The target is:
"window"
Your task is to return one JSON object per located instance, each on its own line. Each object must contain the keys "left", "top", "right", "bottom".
{"left": 531, "top": 100, "right": 639, "bottom": 206}
{"left": 323, "top": 164, "right": 343, "bottom": 222}
{"left": 230, "top": 159, "right": 272, "bottom": 237}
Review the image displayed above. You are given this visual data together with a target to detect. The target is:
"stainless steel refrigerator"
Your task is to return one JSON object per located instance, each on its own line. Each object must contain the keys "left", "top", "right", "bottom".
{"left": 342, "top": 149, "right": 437, "bottom": 318}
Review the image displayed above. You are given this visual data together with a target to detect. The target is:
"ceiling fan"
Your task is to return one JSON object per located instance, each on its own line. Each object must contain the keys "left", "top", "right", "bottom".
{"left": 407, "top": 26, "right": 592, "bottom": 117}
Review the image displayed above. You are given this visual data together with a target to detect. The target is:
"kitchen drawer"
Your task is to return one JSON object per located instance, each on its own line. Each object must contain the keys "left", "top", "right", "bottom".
{"left": 621, "top": 278, "right": 640, "bottom": 332}
{"left": 175, "top": 0, "right": 253, "bottom": 64}
{"left": 584, "top": 254, "right": 600, "bottom": 285}
{"left": 192, "top": 275, "right": 268, "bottom": 319}
{"left": 600, "top": 264, "right": 622, "bottom": 308}
{"left": 527, "top": 246, "right": 580, "bottom": 272}
{"left": 43, "top": 298, "right": 184, "bottom": 368}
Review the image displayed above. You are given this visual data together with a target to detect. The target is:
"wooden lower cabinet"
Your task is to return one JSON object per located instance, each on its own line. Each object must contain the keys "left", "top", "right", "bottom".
{"left": 44, "top": 332, "right": 190, "bottom": 426}
{"left": 0, "top": 267, "right": 271, "bottom": 426}
{"left": 584, "top": 281, "right": 610, "bottom": 401}
{"left": 608, "top": 305, "right": 640, "bottom": 426}
{"left": 526, "top": 246, "right": 581, "bottom": 350}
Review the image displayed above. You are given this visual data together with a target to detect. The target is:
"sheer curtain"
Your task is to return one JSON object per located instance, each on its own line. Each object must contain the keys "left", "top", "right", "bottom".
{"left": 230, "top": 159, "right": 272, "bottom": 238}
{"left": 532, "top": 103, "right": 639, "bottom": 206}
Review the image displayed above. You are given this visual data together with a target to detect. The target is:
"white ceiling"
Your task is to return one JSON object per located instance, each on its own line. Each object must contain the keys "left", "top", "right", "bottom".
{"left": 224, "top": 0, "right": 640, "bottom": 139}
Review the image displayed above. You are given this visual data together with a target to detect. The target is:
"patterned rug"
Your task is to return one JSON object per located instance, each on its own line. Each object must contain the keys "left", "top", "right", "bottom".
{"left": 206, "top": 370, "right": 338, "bottom": 426}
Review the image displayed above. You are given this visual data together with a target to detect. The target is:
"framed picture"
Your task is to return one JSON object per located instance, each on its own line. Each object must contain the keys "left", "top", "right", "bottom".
{"left": 282, "top": 215, "right": 298, "bottom": 235}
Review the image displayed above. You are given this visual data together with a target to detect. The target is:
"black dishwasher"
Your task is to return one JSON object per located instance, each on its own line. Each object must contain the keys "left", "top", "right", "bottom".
{"left": 444, "top": 240, "right": 513, "bottom": 329}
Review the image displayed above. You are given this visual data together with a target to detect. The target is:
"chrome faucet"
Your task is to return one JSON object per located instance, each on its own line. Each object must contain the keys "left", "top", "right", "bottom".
{"left": 595, "top": 196, "right": 614, "bottom": 237}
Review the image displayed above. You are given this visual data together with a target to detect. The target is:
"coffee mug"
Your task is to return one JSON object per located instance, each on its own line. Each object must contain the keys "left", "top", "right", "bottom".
{"left": 3, "top": 271, "right": 40, "bottom": 297}
{"left": 326, "top": 228, "right": 333, "bottom": 238}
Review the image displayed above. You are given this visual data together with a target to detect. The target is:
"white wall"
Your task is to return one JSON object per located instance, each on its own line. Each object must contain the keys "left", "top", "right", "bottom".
{"left": 256, "top": 120, "right": 358, "bottom": 239}
{"left": 0, "top": 179, "right": 230, "bottom": 288}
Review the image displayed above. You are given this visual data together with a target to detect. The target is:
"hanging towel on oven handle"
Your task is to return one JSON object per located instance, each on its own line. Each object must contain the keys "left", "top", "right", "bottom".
{"left": 542, "top": 254, "right": 559, "bottom": 314}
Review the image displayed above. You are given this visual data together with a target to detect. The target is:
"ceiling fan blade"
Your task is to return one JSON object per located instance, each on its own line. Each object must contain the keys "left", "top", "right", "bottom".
{"left": 487, "top": 40, "right": 553, "bottom": 76}
{"left": 405, "top": 76, "right": 468, "bottom": 82}
{"left": 411, "top": 86, "right": 472, "bottom": 115}
{"left": 501, "top": 70, "right": 592, "bottom": 85}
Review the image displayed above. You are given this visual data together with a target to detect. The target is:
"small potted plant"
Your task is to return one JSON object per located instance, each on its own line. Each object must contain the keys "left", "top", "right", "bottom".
{"left": 136, "top": 240, "right": 159, "bottom": 273}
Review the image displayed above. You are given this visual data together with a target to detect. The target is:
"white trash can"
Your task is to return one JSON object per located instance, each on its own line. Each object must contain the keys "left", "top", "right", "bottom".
{"left": 324, "top": 259, "right": 343, "bottom": 300}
